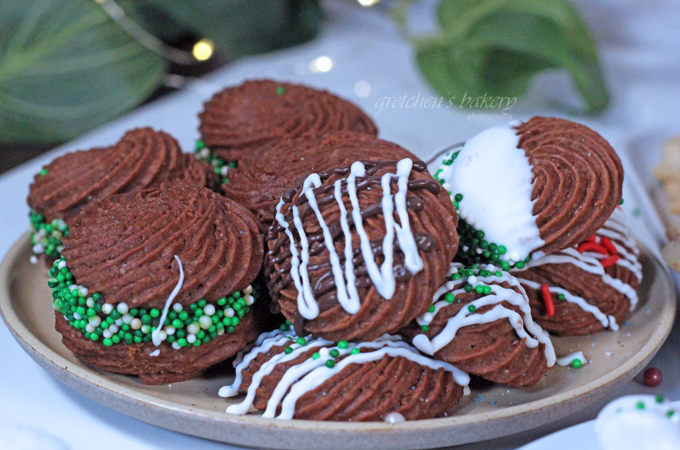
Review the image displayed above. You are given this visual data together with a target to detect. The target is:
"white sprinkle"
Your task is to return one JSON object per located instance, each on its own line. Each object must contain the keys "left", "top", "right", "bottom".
{"left": 58, "top": 260, "right": 67, "bottom": 270}
{"left": 217, "top": 328, "right": 225, "bottom": 335}
{"left": 187, "top": 323, "right": 200, "bottom": 335}
{"left": 29, "top": 256, "right": 38, "bottom": 264}
{"left": 224, "top": 308, "right": 235, "bottom": 318}
{"left": 463, "top": 386, "right": 471, "bottom": 396}
{"left": 157, "top": 331, "right": 167, "bottom": 341}
{"left": 102, "top": 303, "right": 114, "bottom": 314}
{"left": 187, "top": 334, "right": 197, "bottom": 344}
{"left": 88, "top": 316, "right": 101, "bottom": 327}
{"left": 79, "top": 287, "right": 89, "bottom": 297}
{"left": 141, "top": 324, "right": 151, "bottom": 334}
{"left": 149, "top": 349, "right": 161, "bottom": 357}
{"left": 165, "top": 326, "right": 176, "bottom": 335}
{"left": 86, "top": 298, "right": 95, "bottom": 308}
{"left": 385, "top": 412, "right": 405, "bottom": 424}
{"left": 115, "top": 319, "right": 123, "bottom": 326}
{"left": 199, "top": 148, "right": 210, "bottom": 159}
{"left": 32, "top": 244, "right": 44, "bottom": 254}
{"left": 243, "top": 285, "right": 253, "bottom": 295}
{"left": 103, "top": 330, "right": 112, "bottom": 339}
{"left": 173, "top": 303, "right": 183, "bottom": 312}
{"left": 130, "top": 318, "right": 142, "bottom": 330}
{"left": 468, "top": 276, "right": 478, "bottom": 284}
{"left": 203, "top": 304, "right": 216, "bottom": 316}
{"left": 199, "top": 315, "right": 212, "bottom": 329}
{"left": 244, "top": 294, "right": 254, "bottom": 306}
{"left": 85, "top": 324, "right": 95, "bottom": 333}
{"left": 220, "top": 166, "right": 229, "bottom": 177}
{"left": 109, "top": 324, "right": 119, "bottom": 334}
{"left": 172, "top": 342, "right": 181, "bottom": 350}
{"left": 117, "top": 303, "right": 129, "bottom": 314}
{"left": 73, "top": 312, "right": 82, "bottom": 320}
{"left": 122, "top": 314, "right": 132, "bottom": 324}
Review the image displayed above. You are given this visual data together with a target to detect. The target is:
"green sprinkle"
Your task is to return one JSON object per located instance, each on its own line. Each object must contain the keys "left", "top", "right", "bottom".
{"left": 619, "top": 198, "right": 624, "bottom": 205}
{"left": 150, "top": 308, "right": 160, "bottom": 318}
{"left": 284, "top": 347, "right": 293, "bottom": 355}
{"left": 497, "top": 245, "right": 507, "bottom": 255}
{"left": 667, "top": 410, "right": 675, "bottom": 417}
{"left": 558, "top": 294, "right": 565, "bottom": 301}
{"left": 636, "top": 401, "right": 645, "bottom": 410}
{"left": 350, "top": 348, "right": 360, "bottom": 355}
{"left": 656, "top": 395, "right": 664, "bottom": 404}
{"left": 464, "top": 284, "right": 473, "bottom": 293}
{"left": 325, "top": 359, "right": 335, "bottom": 368}
{"left": 296, "top": 337, "right": 307, "bottom": 346}
{"left": 276, "top": 86, "right": 286, "bottom": 95}
{"left": 330, "top": 349, "right": 340, "bottom": 358}
{"left": 428, "top": 305, "right": 436, "bottom": 313}
{"left": 421, "top": 325, "right": 429, "bottom": 332}
{"left": 454, "top": 193, "right": 463, "bottom": 202}
{"left": 39, "top": 168, "right": 48, "bottom": 176}
{"left": 312, "top": 352, "right": 320, "bottom": 360}
{"left": 468, "top": 304, "right": 477, "bottom": 313}
{"left": 338, "top": 341, "right": 348, "bottom": 349}
{"left": 445, "top": 292, "right": 455, "bottom": 303}
{"left": 475, "top": 285, "right": 484, "bottom": 294}
{"left": 515, "top": 261, "right": 525, "bottom": 269}
{"left": 572, "top": 359, "right": 583, "bottom": 369}
{"left": 483, "top": 286, "right": 491, "bottom": 295}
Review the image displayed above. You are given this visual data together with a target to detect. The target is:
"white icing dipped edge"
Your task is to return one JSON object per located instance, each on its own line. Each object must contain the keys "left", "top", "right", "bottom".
{"left": 220, "top": 329, "right": 469, "bottom": 420}
{"left": 412, "top": 263, "right": 556, "bottom": 367}
{"left": 438, "top": 122, "right": 544, "bottom": 262}
{"left": 274, "top": 158, "right": 424, "bottom": 320}
{"left": 595, "top": 395, "right": 680, "bottom": 450}
{"left": 152, "top": 255, "right": 184, "bottom": 346}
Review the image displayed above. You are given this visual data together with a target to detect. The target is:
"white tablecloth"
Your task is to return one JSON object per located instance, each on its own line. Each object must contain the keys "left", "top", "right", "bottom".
{"left": 1, "top": 1, "right": 679, "bottom": 448}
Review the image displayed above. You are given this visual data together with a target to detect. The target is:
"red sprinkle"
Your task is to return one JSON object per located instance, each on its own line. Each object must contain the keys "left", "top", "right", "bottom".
{"left": 643, "top": 367, "right": 663, "bottom": 387}
{"left": 600, "top": 237, "right": 618, "bottom": 255}
{"left": 600, "top": 255, "right": 620, "bottom": 268}
{"left": 540, "top": 284, "right": 555, "bottom": 317}
{"left": 577, "top": 242, "right": 608, "bottom": 255}
{"left": 586, "top": 235, "right": 597, "bottom": 243}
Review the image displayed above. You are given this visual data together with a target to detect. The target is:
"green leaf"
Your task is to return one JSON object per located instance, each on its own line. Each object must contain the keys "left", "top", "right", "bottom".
{"left": 418, "top": 0, "right": 609, "bottom": 114}
{"left": 135, "top": 0, "right": 322, "bottom": 59}
{"left": 0, "top": 0, "right": 168, "bottom": 144}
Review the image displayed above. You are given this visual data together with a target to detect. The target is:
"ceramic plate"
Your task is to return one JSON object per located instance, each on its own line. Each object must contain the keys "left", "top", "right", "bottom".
{"left": 0, "top": 234, "right": 674, "bottom": 450}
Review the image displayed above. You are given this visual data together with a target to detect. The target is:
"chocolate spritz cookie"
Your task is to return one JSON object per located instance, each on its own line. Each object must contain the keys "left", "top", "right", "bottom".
{"left": 51, "top": 181, "right": 264, "bottom": 384}
{"left": 219, "top": 329, "right": 469, "bottom": 421}
{"left": 197, "top": 80, "right": 378, "bottom": 164}
{"left": 511, "top": 208, "right": 642, "bottom": 335}
{"left": 27, "top": 128, "right": 218, "bottom": 261}
{"left": 435, "top": 117, "right": 624, "bottom": 267}
{"left": 401, "top": 263, "right": 555, "bottom": 387}
{"left": 222, "top": 132, "right": 417, "bottom": 228}
{"left": 265, "top": 158, "right": 459, "bottom": 342}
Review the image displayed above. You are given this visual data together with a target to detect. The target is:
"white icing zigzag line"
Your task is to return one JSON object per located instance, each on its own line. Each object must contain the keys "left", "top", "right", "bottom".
{"left": 517, "top": 278, "right": 619, "bottom": 331}
{"left": 519, "top": 247, "right": 638, "bottom": 310}
{"left": 275, "top": 200, "right": 311, "bottom": 317}
{"left": 152, "top": 255, "right": 184, "bottom": 347}
{"left": 222, "top": 330, "right": 469, "bottom": 420}
{"left": 412, "top": 264, "right": 556, "bottom": 367}
{"left": 276, "top": 159, "right": 424, "bottom": 320}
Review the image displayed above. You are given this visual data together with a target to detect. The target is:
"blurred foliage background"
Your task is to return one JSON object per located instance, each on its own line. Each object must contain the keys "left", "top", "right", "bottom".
{"left": 0, "top": 0, "right": 607, "bottom": 162}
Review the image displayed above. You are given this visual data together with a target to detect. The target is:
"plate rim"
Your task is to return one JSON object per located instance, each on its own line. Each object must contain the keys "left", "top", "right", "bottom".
{"left": 0, "top": 233, "right": 675, "bottom": 449}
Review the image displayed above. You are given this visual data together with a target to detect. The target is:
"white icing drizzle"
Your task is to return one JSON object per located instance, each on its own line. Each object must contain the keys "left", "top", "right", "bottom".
{"left": 274, "top": 159, "right": 424, "bottom": 321}
{"left": 149, "top": 349, "right": 160, "bottom": 357}
{"left": 517, "top": 278, "right": 618, "bottom": 331}
{"left": 595, "top": 395, "right": 680, "bottom": 450}
{"left": 152, "top": 255, "right": 184, "bottom": 346}
{"left": 412, "top": 263, "right": 556, "bottom": 367}
{"left": 556, "top": 351, "right": 587, "bottom": 367}
{"left": 438, "top": 122, "right": 544, "bottom": 262}
{"left": 517, "top": 247, "right": 638, "bottom": 310}
{"left": 222, "top": 330, "right": 469, "bottom": 420}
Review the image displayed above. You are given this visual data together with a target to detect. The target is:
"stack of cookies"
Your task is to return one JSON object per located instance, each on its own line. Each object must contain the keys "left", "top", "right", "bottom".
{"left": 27, "top": 79, "right": 641, "bottom": 422}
